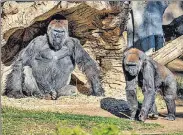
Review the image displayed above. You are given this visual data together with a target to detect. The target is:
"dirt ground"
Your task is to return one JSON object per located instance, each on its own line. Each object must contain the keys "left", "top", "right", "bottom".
{"left": 144, "top": 99, "right": 183, "bottom": 134}
{"left": 1, "top": 95, "right": 183, "bottom": 134}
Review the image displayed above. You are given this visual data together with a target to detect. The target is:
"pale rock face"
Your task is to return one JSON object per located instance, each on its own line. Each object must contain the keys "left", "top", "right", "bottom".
{"left": 1, "top": 1, "right": 59, "bottom": 34}
{"left": 2, "top": 1, "right": 19, "bottom": 15}
{"left": 163, "top": 1, "right": 183, "bottom": 25}
{"left": 61, "top": 1, "right": 80, "bottom": 9}
{"left": 85, "top": 1, "right": 111, "bottom": 10}
{"left": 61, "top": 1, "right": 68, "bottom": 9}
{"left": 1, "top": 1, "right": 127, "bottom": 98}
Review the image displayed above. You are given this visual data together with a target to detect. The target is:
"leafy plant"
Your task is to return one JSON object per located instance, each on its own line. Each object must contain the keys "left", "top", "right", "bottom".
{"left": 92, "top": 124, "right": 120, "bottom": 135}
{"left": 55, "top": 124, "right": 88, "bottom": 135}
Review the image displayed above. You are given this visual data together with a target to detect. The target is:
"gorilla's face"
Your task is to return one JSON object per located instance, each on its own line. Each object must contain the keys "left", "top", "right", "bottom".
{"left": 124, "top": 49, "right": 142, "bottom": 76}
{"left": 125, "top": 62, "right": 139, "bottom": 76}
{"left": 47, "top": 19, "right": 68, "bottom": 51}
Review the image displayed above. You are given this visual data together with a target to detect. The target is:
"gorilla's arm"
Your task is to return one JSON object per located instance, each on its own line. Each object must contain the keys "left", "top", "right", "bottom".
{"left": 124, "top": 71, "right": 138, "bottom": 120}
{"left": 4, "top": 57, "right": 25, "bottom": 98}
{"left": 139, "top": 60, "right": 156, "bottom": 121}
{"left": 73, "top": 39, "right": 104, "bottom": 96}
{"left": 4, "top": 38, "right": 42, "bottom": 98}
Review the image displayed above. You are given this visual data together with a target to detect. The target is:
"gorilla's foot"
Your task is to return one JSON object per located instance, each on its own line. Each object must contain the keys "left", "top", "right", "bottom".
{"left": 93, "top": 89, "right": 105, "bottom": 97}
{"left": 130, "top": 117, "right": 135, "bottom": 121}
{"left": 44, "top": 94, "right": 52, "bottom": 100}
{"left": 32, "top": 91, "right": 44, "bottom": 99}
{"left": 4, "top": 91, "right": 26, "bottom": 99}
{"left": 43, "top": 91, "right": 57, "bottom": 100}
{"left": 138, "top": 115, "right": 145, "bottom": 122}
{"left": 65, "top": 85, "right": 78, "bottom": 96}
{"left": 8, "top": 93, "right": 25, "bottom": 99}
{"left": 57, "top": 85, "right": 78, "bottom": 98}
{"left": 164, "top": 115, "right": 175, "bottom": 121}
{"left": 148, "top": 113, "right": 159, "bottom": 120}
{"left": 138, "top": 109, "right": 147, "bottom": 122}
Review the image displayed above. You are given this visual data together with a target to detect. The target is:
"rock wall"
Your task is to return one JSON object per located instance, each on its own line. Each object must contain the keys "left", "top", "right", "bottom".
{"left": 1, "top": 1, "right": 127, "bottom": 98}
{"left": 2, "top": 1, "right": 182, "bottom": 99}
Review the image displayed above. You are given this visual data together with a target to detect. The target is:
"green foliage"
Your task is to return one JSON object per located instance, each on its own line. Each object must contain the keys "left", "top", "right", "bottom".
{"left": 162, "top": 133, "right": 183, "bottom": 135}
{"left": 92, "top": 124, "right": 120, "bottom": 135}
{"left": 55, "top": 124, "right": 88, "bottom": 135}
{"left": 177, "top": 77, "right": 183, "bottom": 98}
{"left": 54, "top": 124, "right": 141, "bottom": 135}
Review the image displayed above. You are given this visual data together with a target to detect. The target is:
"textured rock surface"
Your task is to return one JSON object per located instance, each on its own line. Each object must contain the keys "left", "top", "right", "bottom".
{"left": 1, "top": 1, "right": 183, "bottom": 98}
{"left": 2, "top": 1, "right": 19, "bottom": 15}
{"left": 1, "top": 1, "right": 127, "bottom": 98}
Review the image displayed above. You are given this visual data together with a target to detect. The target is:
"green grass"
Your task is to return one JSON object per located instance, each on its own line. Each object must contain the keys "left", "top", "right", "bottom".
{"left": 162, "top": 133, "right": 183, "bottom": 135}
{"left": 2, "top": 106, "right": 160, "bottom": 135}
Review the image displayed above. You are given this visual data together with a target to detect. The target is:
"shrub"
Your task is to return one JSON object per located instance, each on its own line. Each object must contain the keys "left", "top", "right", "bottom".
{"left": 92, "top": 124, "right": 120, "bottom": 135}
{"left": 55, "top": 124, "right": 121, "bottom": 135}
{"left": 55, "top": 124, "right": 88, "bottom": 135}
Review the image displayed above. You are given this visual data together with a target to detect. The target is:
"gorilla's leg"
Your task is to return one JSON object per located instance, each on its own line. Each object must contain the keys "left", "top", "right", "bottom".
{"left": 56, "top": 85, "right": 78, "bottom": 98}
{"left": 23, "top": 66, "right": 58, "bottom": 100}
{"left": 164, "top": 95, "right": 176, "bottom": 120}
{"left": 148, "top": 102, "right": 158, "bottom": 119}
{"left": 163, "top": 79, "right": 177, "bottom": 121}
{"left": 3, "top": 61, "right": 25, "bottom": 98}
{"left": 125, "top": 76, "right": 138, "bottom": 120}
{"left": 23, "top": 66, "right": 44, "bottom": 98}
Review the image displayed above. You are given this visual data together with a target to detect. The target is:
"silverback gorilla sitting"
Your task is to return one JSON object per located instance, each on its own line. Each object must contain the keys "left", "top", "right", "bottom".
{"left": 123, "top": 48, "right": 177, "bottom": 121}
{"left": 3, "top": 19, "right": 104, "bottom": 99}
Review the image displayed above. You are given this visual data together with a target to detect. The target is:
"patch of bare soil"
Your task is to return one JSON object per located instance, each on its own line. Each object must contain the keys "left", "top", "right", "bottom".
{"left": 1, "top": 95, "right": 183, "bottom": 134}
{"left": 144, "top": 101, "right": 183, "bottom": 134}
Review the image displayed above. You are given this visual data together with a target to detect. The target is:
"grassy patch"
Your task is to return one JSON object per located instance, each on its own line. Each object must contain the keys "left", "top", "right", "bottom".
{"left": 162, "top": 133, "right": 183, "bottom": 135}
{"left": 2, "top": 106, "right": 160, "bottom": 135}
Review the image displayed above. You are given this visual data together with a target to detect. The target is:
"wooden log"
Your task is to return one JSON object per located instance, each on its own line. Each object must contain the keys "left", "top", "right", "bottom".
{"left": 152, "top": 35, "right": 183, "bottom": 65}
{"left": 167, "top": 58, "right": 183, "bottom": 72}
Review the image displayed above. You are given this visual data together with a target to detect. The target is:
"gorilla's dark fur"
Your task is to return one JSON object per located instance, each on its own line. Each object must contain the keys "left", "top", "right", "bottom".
{"left": 3, "top": 19, "right": 104, "bottom": 99}
{"left": 123, "top": 48, "right": 177, "bottom": 121}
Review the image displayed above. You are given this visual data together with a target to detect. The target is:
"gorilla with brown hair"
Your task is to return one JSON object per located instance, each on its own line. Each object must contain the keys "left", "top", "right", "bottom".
{"left": 123, "top": 48, "right": 177, "bottom": 121}
{"left": 3, "top": 17, "right": 104, "bottom": 99}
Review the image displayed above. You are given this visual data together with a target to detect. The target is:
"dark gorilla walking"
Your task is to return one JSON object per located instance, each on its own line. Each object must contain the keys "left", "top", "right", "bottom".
{"left": 4, "top": 17, "right": 104, "bottom": 99}
{"left": 123, "top": 48, "right": 177, "bottom": 121}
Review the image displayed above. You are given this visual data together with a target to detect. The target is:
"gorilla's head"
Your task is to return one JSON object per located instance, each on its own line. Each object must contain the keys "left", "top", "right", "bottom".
{"left": 123, "top": 48, "right": 145, "bottom": 76}
{"left": 47, "top": 19, "right": 69, "bottom": 51}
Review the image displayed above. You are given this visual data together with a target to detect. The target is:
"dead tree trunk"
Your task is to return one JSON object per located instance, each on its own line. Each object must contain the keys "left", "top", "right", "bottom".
{"left": 152, "top": 35, "right": 183, "bottom": 65}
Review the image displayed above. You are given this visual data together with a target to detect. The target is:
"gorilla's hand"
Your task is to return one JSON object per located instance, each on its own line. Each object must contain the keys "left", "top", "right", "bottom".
{"left": 92, "top": 87, "right": 105, "bottom": 97}
{"left": 138, "top": 109, "right": 147, "bottom": 122}
{"left": 50, "top": 90, "right": 57, "bottom": 100}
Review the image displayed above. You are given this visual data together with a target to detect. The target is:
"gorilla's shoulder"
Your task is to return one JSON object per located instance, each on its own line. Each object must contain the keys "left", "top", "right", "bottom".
{"left": 65, "top": 37, "right": 81, "bottom": 49}
{"left": 26, "top": 35, "right": 48, "bottom": 50}
{"left": 68, "top": 37, "right": 80, "bottom": 44}
{"left": 32, "top": 35, "right": 47, "bottom": 43}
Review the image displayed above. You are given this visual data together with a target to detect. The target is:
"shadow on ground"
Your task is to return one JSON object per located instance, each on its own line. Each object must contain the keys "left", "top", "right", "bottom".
{"left": 100, "top": 97, "right": 132, "bottom": 118}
